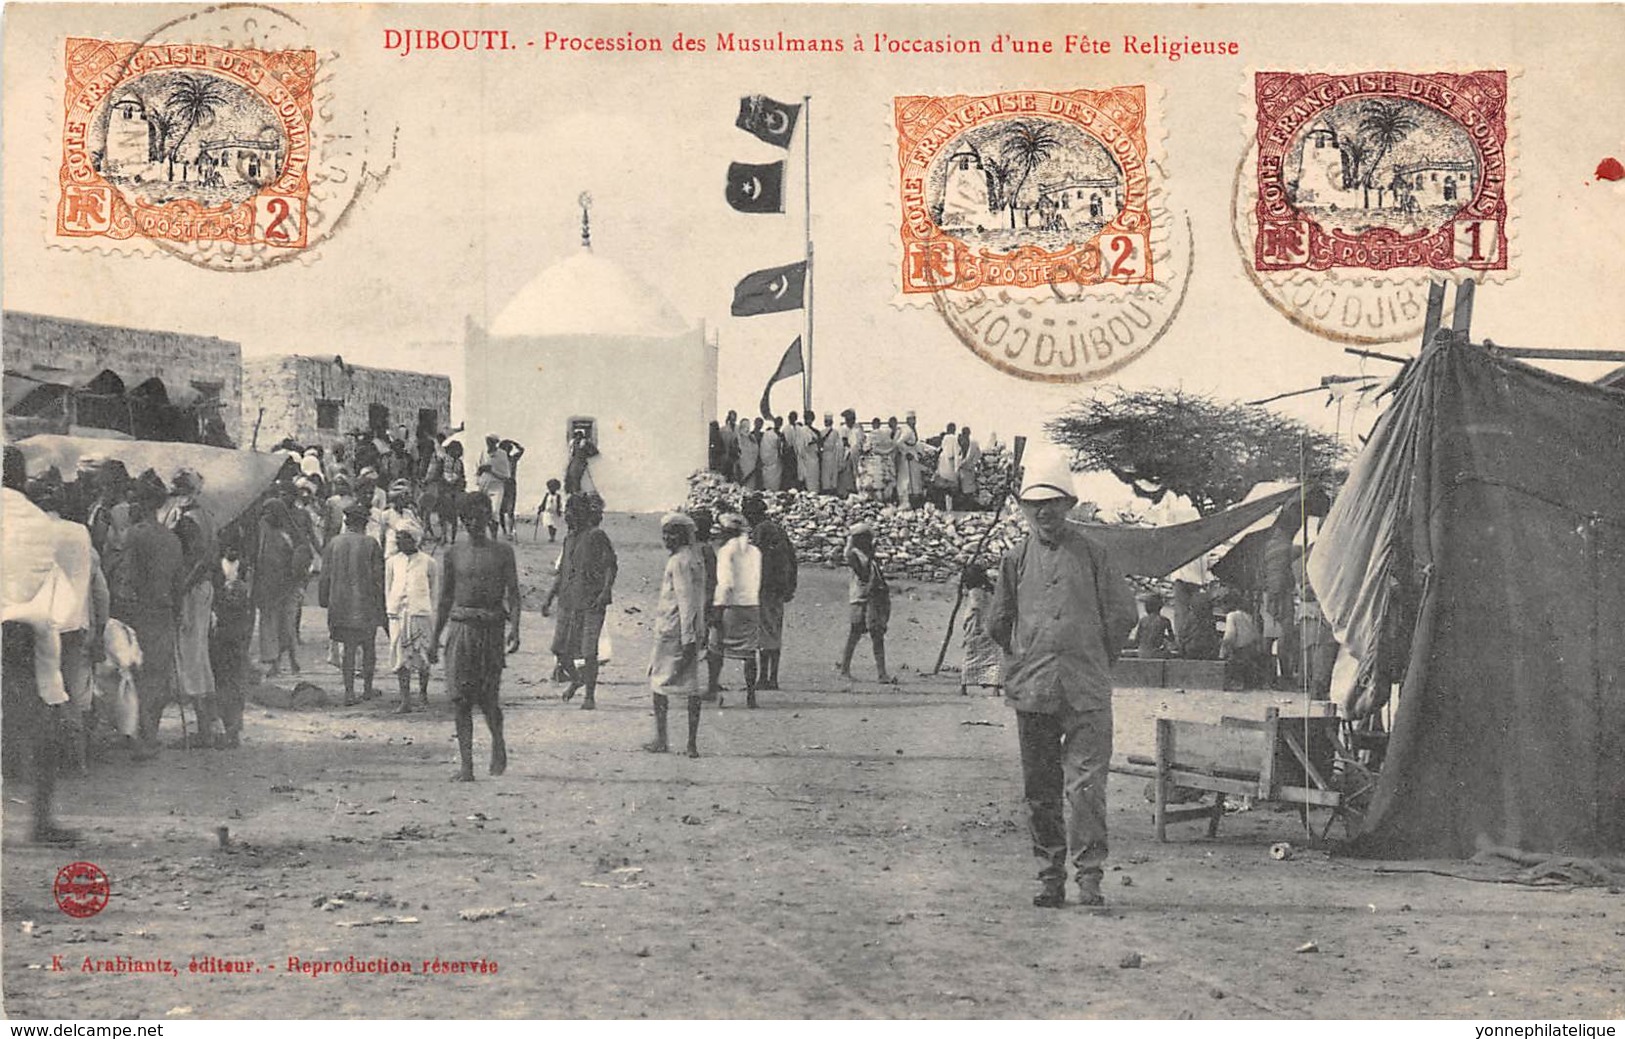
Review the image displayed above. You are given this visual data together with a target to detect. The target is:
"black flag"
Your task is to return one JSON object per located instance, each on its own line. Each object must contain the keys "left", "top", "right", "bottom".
{"left": 726, "top": 161, "right": 786, "bottom": 213}
{"left": 736, "top": 95, "right": 800, "bottom": 148}
{"left": 731, "top": 261, "right": 806, "bottom": 316}
{"left": 759, "top": 337, "right": 804, "bottom": 419}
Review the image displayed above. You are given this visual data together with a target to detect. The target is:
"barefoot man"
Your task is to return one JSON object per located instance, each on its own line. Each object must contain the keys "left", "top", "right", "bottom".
{"left": 645, "top": 513, "right": 707, "bottom": 757}
{"left": 430, "top": 494, "right": 519, "bottom": 782}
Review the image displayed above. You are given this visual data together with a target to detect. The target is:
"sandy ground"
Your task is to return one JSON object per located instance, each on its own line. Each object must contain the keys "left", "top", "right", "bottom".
{"left": 3, "top": 513, "right": 1622, "bottom": 1020}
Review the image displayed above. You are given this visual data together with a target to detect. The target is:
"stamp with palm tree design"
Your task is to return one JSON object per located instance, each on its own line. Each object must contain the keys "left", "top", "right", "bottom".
{"left": 1251, "top": 71, "right": 1510, "bottom": 274}
{"left": 57, "top": 37, "right": 315, "bottom": 252}
{"left": 894, "top": 87, "right": 1155, "bottom": 297}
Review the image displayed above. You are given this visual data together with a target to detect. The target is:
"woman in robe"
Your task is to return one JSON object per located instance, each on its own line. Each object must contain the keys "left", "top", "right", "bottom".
{"left": 958, "top": 564, "right": 1002, "bottom": 695}
{"left": 817, "top": 413, "right": 843, "bottom": 494}
{"left": 164, "top": 469, "right": 219, "bottom": 731}
{"left": 858, "top": 418, "right": 896, "bottom": 501}
{"left": 895, "top": 412, "right": 922, "bottom": 509}
{"left": 253, "top": 500, "right": 311, "bottom": 676}
{"left": 794, "top": 410, "right": 822, "bottom": 491}
{"left": 758, "top": 418, "right": 784, "bottom": 493}
{"left": 837, "top": 410, "right": 863, "bottom": 497}
{"left": 737, "top": 418, "right": 762, "bottom": 489}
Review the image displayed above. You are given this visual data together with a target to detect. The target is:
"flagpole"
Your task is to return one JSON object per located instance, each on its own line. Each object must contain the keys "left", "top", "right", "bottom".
{"left": 802, "top": 94, "right": 814, "bottom": 416}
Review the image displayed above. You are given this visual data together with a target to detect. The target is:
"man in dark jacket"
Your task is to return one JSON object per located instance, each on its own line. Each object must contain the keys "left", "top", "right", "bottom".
{"left": 319, "top": 503, "right": 387, "bottom": 705}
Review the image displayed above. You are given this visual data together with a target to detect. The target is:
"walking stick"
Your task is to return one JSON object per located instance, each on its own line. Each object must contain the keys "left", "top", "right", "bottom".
{"left": 931, "top": 436, "right": 1026, "bottom": 675}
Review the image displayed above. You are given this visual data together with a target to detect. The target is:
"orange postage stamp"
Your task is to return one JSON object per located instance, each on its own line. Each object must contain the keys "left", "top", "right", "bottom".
{"left": 894, "top": 87, "right": 1154, "bottom": 296}
{"left": 56, "top": 37, "right": 315, "bottom": 250}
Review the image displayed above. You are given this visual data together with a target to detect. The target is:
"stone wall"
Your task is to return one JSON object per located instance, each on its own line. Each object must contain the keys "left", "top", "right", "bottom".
{"left": 2, "top": 310, "right": 242, "bottom": 441}
{"left": 241, "top": 355, "right": 452, "bottom": 450}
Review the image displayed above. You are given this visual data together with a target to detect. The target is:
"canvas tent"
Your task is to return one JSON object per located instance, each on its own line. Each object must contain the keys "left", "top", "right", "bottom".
{"left": 15, "top": 435, "right": 289, "bottom": 530}
{"left": 1308, "top": 340, "right": 1625, "bottom": 858}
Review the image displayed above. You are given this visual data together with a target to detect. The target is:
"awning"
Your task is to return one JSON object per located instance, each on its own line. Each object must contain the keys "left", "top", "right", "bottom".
{"left": 1070, "top": 485, "right": 1303, "bottom": 578}
{"left": 16, "top": 435, "right": 288, "bottom": 529}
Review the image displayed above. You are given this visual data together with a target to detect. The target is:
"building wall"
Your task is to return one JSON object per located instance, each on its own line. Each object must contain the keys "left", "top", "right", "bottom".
{"left": 2, "top": 310, "right": 242, "bottom": 442}
{"left": 241, "top": 355, "right": 452, "bottom": 450}
{"left": 465, "top": 324, "right": 716, "bottom": 514}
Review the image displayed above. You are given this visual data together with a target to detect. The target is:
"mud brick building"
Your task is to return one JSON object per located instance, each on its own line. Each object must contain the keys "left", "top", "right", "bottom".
{"left": 241, "top": 354, "right": 452, "bottom": 450}
{"left": 2, "top": 311, "right": 242, "bottom": 443}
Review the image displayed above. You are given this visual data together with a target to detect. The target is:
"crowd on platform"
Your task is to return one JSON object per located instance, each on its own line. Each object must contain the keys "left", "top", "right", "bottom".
{"left": 708, "top": 409, "right": 989, "bottom": 510}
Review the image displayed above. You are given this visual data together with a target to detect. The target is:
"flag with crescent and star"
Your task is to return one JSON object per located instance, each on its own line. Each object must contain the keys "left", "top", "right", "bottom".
{"left": 759, "top": 337, "right": 804, "bottom": 419}
{"left": 725, "top": 161, "right": 785, "bottom": 214}
{"left": 731, "top": 260, "right": 806, "bottom": 316}
{"left": 736, "top": 95, "right": 800, "bottom": 148}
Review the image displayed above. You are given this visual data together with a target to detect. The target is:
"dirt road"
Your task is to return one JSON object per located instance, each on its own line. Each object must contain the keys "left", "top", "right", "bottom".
{"left": 4, "top": 514, "right": 1621, "bottom": 1019}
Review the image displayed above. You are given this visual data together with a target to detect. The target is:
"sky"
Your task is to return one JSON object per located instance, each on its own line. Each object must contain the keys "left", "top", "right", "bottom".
{"left": 6, "top": 4, "right": 1623, "bottom": 491}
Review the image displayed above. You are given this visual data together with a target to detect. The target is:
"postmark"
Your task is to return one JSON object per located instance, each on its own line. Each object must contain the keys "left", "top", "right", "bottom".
{"left": 1232, "top": 148, "right": 1458, "bottom": 346}
{"left": 895, "top": 87, "right": 1155, "bottom": 298}
{"left": 930, "top": 160, "right": 1192, "bottom": 383}
{"left": 54, "top": 861, "right": 111, "bottom": 919}
{"left": 48, "top": 4, "right": 390, "bottom": 271}
{"left": 1251, "top": 70, "right": 1510, "bottom": 275}
{"left": 58, "top": 37, "right": 315, "bottom": 251}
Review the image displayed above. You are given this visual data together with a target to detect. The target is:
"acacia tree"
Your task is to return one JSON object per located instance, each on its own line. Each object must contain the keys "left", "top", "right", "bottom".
{"left": 1045, "top": 387, "right": 1348, "bottom": 515}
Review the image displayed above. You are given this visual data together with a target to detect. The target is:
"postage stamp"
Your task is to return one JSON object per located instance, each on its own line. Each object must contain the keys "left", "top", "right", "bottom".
{"left": 57, "top": 37, "right": 315, "bottom": 251}
{"left": 894, "top": 87, "right": 1155, "bottom": 297}
{"left": 930, "top": 160, "right": 1192, "bottom": 383}
{"left": 1251, "top": 70, "right": 1510, "bottom": 274}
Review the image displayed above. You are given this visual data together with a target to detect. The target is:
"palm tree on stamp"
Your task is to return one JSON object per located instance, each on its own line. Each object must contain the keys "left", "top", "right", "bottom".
{"left": 164, "top": 74, "right": 231, "bottom": 182}
{"left": 1001, "top": 120, "right": 1063, "bottom": 230}
{"left": 1357, "top": 100, "right": 1419, "bottom": 209}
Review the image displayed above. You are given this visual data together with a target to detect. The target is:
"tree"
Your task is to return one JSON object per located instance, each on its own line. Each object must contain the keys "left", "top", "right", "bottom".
{"left": 1045, "top": 387, "right": 1348, "bottom": 515}
{"left": 1356, "top": 100, "right": 1419, "bottom": 208}
{"left": 163, "top": 74, "right": 231, "bottom": 181}
{"left": 1000, "top": 120, "right": 1062, "bottom": 229}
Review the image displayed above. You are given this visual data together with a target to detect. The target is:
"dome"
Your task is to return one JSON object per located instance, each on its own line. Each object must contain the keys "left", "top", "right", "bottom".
{"left": 488, "top": 248, "right": 691, "bottom": 339}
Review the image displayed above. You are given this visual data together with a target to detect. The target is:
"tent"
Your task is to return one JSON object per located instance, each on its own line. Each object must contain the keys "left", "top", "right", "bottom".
{"left": 1308, "top": 340, "right": 1625, "bottom": 858}
{"left": 15, "top": 435, "right": 290, "bottom": 530}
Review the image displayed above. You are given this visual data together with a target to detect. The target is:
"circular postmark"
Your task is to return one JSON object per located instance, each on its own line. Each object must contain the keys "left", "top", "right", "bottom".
{"left": 929, "top": 162, "right": 1193, "bottom": 382}
{"left": 57, "top": 4, "right": 386, "bottom": 272}
{"left": 54, "top": 861, "right": 111, "bottom": 919}
{"left": 1231, "top": 147, "right": 1459, "bottom": 347}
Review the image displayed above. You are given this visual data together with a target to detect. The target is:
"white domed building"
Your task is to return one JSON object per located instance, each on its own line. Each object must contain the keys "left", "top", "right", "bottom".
{"left": 464, "top": 216, "right": 717, "bottom": 514}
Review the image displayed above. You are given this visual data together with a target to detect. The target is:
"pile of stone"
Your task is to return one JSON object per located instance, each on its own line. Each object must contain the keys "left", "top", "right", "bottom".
{"left": 684, "top": 469, "right": 1027, "bottom": 581}
{"left": 971, "top": 442, "right": 1017, "bottom": 508}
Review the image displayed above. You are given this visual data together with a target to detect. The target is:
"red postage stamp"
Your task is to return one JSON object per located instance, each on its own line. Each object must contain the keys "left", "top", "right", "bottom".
{"left": 894, "top": 87, "right": 1155, "bottom": 296}
{"left": 54, "top": 861, "right": 110, "bottom": 919}
{"left": 56, "top": 37, "right": 315, "bottom": 249}
{"left": 1252, "top": 70, "right": 1510, "bottom": 274}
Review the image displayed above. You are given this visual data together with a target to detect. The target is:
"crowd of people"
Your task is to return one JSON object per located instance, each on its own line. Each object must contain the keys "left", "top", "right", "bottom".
{"left": 271, "top": 425, "right": 544, "bottom": 544}
{"left": 707, "top": 409, "right": 987, "bottom": 510}
{"left": 3, "top": 421, "right": 1329, "bottom": 912}
{"left": 0, "top": 416, "right": 588, "bottom": 838}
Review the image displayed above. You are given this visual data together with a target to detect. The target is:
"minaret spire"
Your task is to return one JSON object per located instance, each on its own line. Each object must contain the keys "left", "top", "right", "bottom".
{"left": 578, "top": 191, "right": 593, "bottom": 249}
